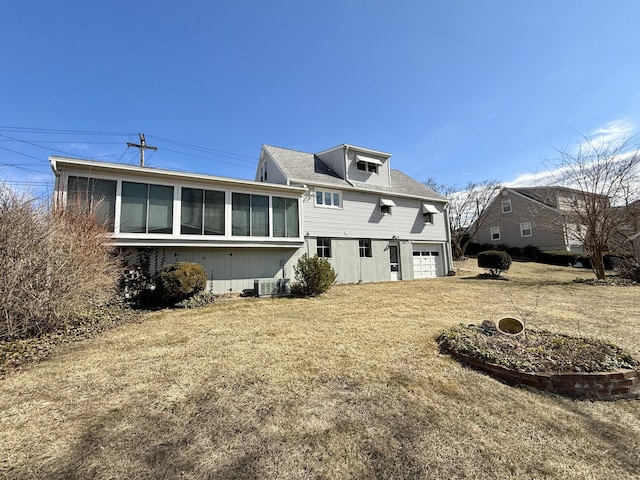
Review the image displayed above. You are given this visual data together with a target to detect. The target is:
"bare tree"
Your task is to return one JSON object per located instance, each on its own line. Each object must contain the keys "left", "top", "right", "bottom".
{"left": 546, "top": 133, "right": 640, "bottom": 279}
{"left": 425, "top": 179, "right": 502, "bottom": 259}
{"left": 0, "top": 185, "right": 121, "bottom": 340}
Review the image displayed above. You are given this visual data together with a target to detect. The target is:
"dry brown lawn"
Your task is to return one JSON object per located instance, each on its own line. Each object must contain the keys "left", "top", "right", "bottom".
{"left": 1, "top": 261, "right": 639, "bottom": 479}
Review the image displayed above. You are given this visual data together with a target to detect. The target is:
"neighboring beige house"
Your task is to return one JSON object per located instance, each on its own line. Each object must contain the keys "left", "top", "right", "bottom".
{"left": 471, "top": 186, "right": 600, "bottom": 252}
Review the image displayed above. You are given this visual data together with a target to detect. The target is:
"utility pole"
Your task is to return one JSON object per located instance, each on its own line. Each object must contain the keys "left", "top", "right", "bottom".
{"left": 127, "top": 133, "right": 157, "bottom": 167}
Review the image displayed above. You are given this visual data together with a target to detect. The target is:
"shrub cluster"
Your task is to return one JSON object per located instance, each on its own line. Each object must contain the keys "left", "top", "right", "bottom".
{"left": 291, "top": 254, "right": 337, "bottom": 297}
{"left": 466, "top": 242, "right": 623, "bottom": 270}
{"left": 0, "top": 187, "right": 121, "bottom": 340}
{"left": 477, "top": 250, "right": 512, "bottom": 277}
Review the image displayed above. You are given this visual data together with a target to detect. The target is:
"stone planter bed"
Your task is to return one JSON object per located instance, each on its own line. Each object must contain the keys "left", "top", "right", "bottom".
{"left": 449, "top": 351, "right": 640, "bottom": 400}
{"left": 439, "top": 325, "right": 640, "bottom": 401}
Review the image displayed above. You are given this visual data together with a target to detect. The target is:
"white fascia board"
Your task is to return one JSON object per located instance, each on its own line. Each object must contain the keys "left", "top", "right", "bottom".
{"left": 50, "top": 156, "right": 306, "bottom": 195}
{"left": 315, "top": 144, "right": 392, "bottom": 159}
{"left": 296, "top": 180, "right": 448, "bottom": 204}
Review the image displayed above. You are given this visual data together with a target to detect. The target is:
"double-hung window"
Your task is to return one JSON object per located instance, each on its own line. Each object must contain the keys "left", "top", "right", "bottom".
{"left": 502, "top": 200, "right": 512, "bottom": 213}
{"left": 121, "top": 182, "right": 174, "bottom": 234}
{"left": 317, "top": 237, "right": 331, "bottom": 258}
{"left": 490, "top": 226, "right": 501, "bottom": 241}
{"left": 520, "top": 222, "right": 532, "bottom": 237}
{"left": 315, "top": 190, "right": 341, "bottom": 208}
{"left": 359, "top": 239, "right": 372, "bottom": 257}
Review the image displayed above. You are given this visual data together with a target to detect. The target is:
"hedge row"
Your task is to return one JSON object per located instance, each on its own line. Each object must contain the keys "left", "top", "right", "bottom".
{"left": 466, "top": 243, "right": 623, "bottom": 269}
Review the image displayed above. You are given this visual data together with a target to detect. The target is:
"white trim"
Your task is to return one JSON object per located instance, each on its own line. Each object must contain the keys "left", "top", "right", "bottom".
{"left": 490, "top": 226, "right": 501, "bottom": 241}
{"left": 501, "top": 199, "right": 512, "bottom": 213}
{"left": 380, "top": 198, "right": 396, "bottom": 207}
{"left": 50, "top": 156, "right": 305, "bottom": 195}
{"left": 520, "top": 221, "right": 533, "bottom": 237}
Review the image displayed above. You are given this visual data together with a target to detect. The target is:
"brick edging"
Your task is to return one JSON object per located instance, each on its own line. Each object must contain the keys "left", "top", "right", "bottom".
{"left": 448, "top": 351, "right": 640, "bottom": 400}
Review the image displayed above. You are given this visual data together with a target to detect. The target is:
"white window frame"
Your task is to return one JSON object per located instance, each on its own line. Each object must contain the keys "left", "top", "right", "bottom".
{"left": 502, "top": 199, "right": 512, "bottom": 213}
{"left": 314, "top": 189, "right": 342, "bottom": 209}
{"left": 520, "top": 221, "right": 532, "bottom": 237}
{"left": 490, "top": 226, "right": 501, "bottom": 241}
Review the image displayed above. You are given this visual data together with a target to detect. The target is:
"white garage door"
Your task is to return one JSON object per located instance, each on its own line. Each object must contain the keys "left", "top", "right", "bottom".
{"left": 413, "top": 245, "right": 443, "bottom": 278}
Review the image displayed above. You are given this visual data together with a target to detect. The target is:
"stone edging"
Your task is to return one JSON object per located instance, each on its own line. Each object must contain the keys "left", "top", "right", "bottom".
{"left": 448, "top": 351, "right": 640, "bottom": 400}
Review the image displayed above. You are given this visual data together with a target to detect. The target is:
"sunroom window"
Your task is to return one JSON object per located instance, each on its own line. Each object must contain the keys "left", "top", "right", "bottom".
{"left": 181, "top": 187, "right": 225, "bottom": 235}
{"left": 120, "top": 182, "right": 174, "bottom": 234}
{"left": 67, "top": 176, "right": 116, "bottom": 231}
{"left": 232, "top": 193, "right": 269, "bottom": 236}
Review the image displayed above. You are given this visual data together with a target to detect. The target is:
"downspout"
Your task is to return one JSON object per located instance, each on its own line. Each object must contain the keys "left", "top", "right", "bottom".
{"left": 50, "top": 158, "right": 61, "bottom": 211}
{"left": 343, "top": 145, "right": 356, "bottom": 187}
{"left": 444, "top": 202, "right": 455, "bottom": 274}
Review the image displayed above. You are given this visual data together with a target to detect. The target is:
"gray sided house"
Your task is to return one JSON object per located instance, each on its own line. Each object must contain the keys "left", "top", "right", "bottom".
{"left": 50, "top": 144, "right": 453, "bottom": 294}
{"left": 472, "top": 186, "right": 592, "bottom": 253}
{"left": 256, "top": 144, "right": 454, "bottom": 284}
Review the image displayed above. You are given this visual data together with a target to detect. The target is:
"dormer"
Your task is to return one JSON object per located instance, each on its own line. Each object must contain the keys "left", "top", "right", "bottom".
{"left": 316, "top": 144, "right": 392, "bottom": 188}
{"left": 345, "top": 145, "right": 391, "bottom": 187}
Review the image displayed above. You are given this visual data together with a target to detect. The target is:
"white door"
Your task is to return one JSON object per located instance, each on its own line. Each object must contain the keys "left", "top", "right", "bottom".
{"left": 412, "top": 246, "right": 443, "bottom": 279}
{"left": 389, "top": 245, "right": 400, "bottom": 281}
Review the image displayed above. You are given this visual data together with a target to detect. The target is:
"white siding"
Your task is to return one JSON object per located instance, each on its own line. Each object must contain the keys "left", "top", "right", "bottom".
{"left": 303, "top": 190, "right": 447, "bottom": 241}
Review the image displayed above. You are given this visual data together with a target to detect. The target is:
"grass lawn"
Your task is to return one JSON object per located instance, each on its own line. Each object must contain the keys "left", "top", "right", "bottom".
{"left": 1, "top": 261, "right": 639, "bottom": 479}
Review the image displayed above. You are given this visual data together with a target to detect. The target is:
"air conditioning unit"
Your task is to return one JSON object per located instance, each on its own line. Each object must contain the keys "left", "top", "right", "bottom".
{"left": 254, "top": 278, "right": 290, "bottom": 297}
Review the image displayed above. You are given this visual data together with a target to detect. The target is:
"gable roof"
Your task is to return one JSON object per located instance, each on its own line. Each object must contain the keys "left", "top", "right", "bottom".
{"left": 263, "top": 145, "right": 447, "bottom": 202}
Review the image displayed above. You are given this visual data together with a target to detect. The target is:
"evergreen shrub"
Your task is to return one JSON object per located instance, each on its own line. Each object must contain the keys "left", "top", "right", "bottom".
{"left": 291, "top": 254, "right": 337, "bottom": 297}
{"left": 477, "top": 250, "right": 512, "bottom": 277}
{"left": 154, "top": 262, "right": 207, "bottom": 307}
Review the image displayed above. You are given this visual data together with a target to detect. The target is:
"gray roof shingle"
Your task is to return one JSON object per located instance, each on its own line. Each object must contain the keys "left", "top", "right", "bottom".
{"left": 264, "top": 145, "right": 447, "bottom": 202}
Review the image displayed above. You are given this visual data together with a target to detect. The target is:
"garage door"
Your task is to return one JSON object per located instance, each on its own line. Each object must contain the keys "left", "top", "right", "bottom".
{"left": 413, "top": 245, "right": 443, "bottom": 278}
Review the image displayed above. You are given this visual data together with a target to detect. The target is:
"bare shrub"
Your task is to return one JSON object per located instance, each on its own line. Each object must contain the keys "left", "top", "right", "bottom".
{"left": 0, "top": 186, "right": 121, "bottom": 340}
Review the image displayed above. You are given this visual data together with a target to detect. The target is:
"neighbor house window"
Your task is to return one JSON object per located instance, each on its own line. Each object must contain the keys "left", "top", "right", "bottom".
{"left": 181, "top": 187, "right": 225, "bottom": 235}
{"left": 380, "top": 198, "right": 395, "bottom": 215}
{"left": 272, "top": 196, "right": 299, "bottom": 237}
{"left": 315, "top": 190, "right": 341, "bottom": 208}
{"left": 232, "top": 193, "right": 269, "bottom": 236}
{"left": 67, "top": 176, "right": 117, "bottom": 231}
{"left": 490, "top": 226, "right": 501, "bottom": 241}
{"left": 121, "top": 182, "right": 174, "bottom": 234}
{"left": 317, "top": 237, "right": 331, "bottom": 257}
{"left": 502, "top": 199, "right": 512, "bottom": 213}
{"left": 520, "top": 222, "right": 532, "bottom": 237}
{"left": 359, "top": 238, "right": 372, "bottom": 257}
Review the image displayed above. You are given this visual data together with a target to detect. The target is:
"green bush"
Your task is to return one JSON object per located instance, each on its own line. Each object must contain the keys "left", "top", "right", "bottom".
{"left": 154, "top": 262, "right": 207, "bottom": 307}
{"left": 291, "top": 254, "right": 337, "bottom": 297}
{"left": 477, "top": 250, "right": 512, "bottom": 277}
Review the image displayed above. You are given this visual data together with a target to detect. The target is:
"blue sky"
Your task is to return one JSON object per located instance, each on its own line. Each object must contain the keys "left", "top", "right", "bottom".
{"left": 2, "top": 1, "right": 640, "bottom": 195}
